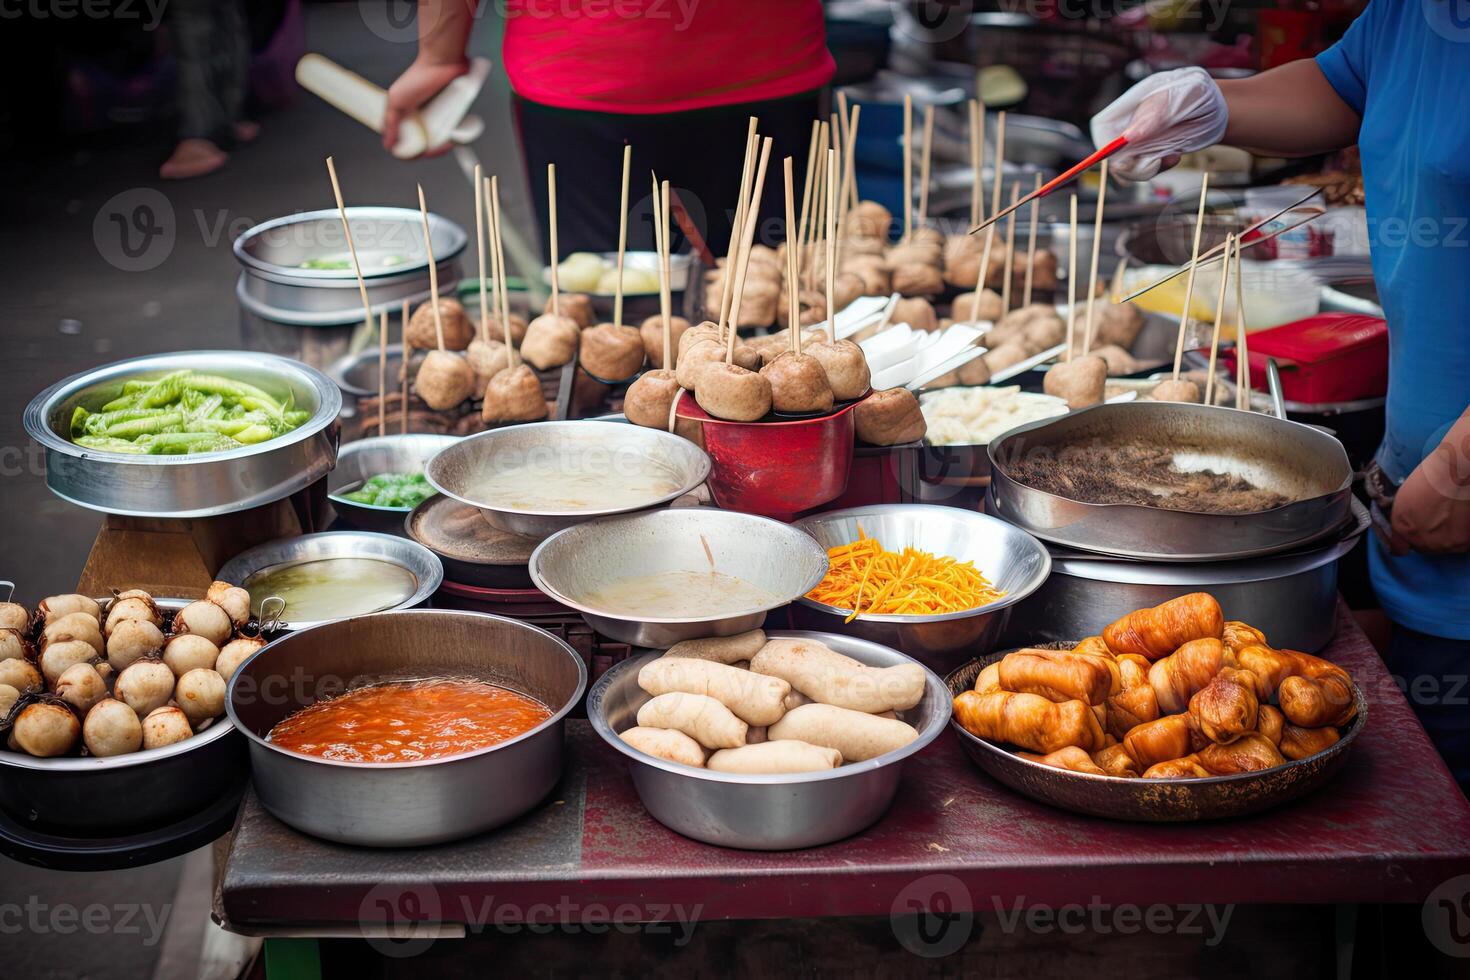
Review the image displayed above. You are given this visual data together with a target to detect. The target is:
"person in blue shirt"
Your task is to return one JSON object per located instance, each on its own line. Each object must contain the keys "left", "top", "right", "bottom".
{"left": 1091, "top": 1, "right": 1470, "bottom": 787}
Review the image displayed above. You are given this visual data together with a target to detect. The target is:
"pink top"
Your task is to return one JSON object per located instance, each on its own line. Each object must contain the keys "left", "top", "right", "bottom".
{"left": 502, "top": 0, "right": 835, "bottom": 114}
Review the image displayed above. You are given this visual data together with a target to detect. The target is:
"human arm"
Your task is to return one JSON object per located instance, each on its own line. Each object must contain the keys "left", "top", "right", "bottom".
{"left": 1389, "top": 406, "right": 1470, "bottom": 556}
{"left": 382, "top": 0, "right": 478, "bottom": 152}
{"left": 1216, "top": 61, "right": 1361, "bottom": 158}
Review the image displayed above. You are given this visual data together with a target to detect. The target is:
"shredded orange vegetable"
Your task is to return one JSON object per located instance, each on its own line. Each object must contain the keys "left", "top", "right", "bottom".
{"left": 806, "top": 526, "right": 1005, "bottom": 622}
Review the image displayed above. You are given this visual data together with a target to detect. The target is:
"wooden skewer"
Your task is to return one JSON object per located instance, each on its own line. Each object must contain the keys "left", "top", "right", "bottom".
{"left": 837, "top": 90, "right": 859, "bottom": 210}
{"left": 825, "top": 146, "right": 837, "bottom": 337}
{"left": 721, "top": 123, "right": 759, "bottom": 335}
{"left": 1022, "top": 171, "right": 1042, "bottom": 308}
{"left": 547, "top": 163, "right": 560, "bottom": 316}
{"left": 968, "top": 99, "right": 985, "bottom": 228}
{"left": 807, "top": 121, "right": 830, "bottom": 291}
{"left": 1109, "top": 254, "right": 1129, "bottom": 303}
{"left": 377, "top": 308, "right": 387, "bottom": 436}
{"left": 473, "top": 163, "right": 489, "bottom": 343}
{"left": 653, "top": 174, "right": 674, "bottom": 371}
{"left": 488, "top": 176, "right": 516, "bottom": 366}
{"left": 795, "top": 119, "right": 820, "bottom": 289}
{"left": 415, "top": 184, "right": 446, "bottom": 352}
{"left": 1205, "top": 233, "right": 1235, "bottom": 406}
{"left": 1001, "top": 181, "right": 1020, "bottom": 315}
{"left": 725, "top": 137, "right": 773, "bottom": 363}
{"left": 1171, "top": 173, "right": 1211, "bottom": 380}
{"left": 784, "top": 156, "right": 800, "bottom": 356}
{"left": 1082, "top": 158, "right": 1110, "bottom": 354}
{"left": 323, "top": 157, "right": 378, "bottom": 354}
{"left": 990, "top": 112, "right": 1007, "bottom": 223}
{"left": 400, "top": 300, "right": 410, "bottom": 433}
{"left": 833, "top": 104, "right": 860, "bottom": 278}
{"left": 1233, "top": 242, "right": 1250, "bottom": 409}
{"left": 613, "top": 143, "right": 632, "bottom": 328}
{"left": 1065, "top": 194, "right": 1079, "bottom": 362}
{"left": 917, "top": 103, "right": 935, "bottom": 229}
{"left": 902, "top": 94, "right": 913, "bottom": 241}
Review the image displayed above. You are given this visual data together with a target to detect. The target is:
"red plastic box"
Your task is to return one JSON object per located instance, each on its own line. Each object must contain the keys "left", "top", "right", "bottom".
{"left": 1229, "top": 313, "right": 1388, "bottom": 404}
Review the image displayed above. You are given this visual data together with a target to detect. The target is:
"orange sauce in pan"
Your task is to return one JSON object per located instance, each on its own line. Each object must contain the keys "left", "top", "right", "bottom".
{"left": 267, "top": 679, "right": 552, "bottom": 763}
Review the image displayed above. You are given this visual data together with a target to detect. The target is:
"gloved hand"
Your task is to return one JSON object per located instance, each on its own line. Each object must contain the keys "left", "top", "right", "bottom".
{"left": 1090, "top": 67, "right": 1228, "bottom": 182}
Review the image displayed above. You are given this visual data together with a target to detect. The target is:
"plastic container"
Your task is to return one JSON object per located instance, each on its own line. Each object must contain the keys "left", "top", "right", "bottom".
{"left": 1229, "top": 313, "right": 1388, "bottom": 403}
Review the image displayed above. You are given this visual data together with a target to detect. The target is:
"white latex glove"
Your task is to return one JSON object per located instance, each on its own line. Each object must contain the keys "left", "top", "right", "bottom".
{"left": 1090, "top": 67, "right": 1228, "bottom": 182}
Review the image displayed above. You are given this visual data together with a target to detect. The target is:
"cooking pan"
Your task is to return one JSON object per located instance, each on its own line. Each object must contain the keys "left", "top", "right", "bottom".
{"left": 987, "top": 402, "right": 1353, "bottom": 561}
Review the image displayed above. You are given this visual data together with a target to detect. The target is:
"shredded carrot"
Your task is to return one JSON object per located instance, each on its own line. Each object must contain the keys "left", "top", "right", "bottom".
{"left": 806, "top": 526, "right": 1006, "bottom": 622}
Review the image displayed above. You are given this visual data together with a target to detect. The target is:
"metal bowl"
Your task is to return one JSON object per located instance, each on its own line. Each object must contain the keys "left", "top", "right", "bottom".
{"left": 226, "top": 609, "right": 587, "bottom": 847}
{"left": 425, "top": 420, "right": 712, "bottom": 540}
{"left": 234, "top": 207, "right": 466, "bottom": 328}
{"left": 23, "top": 350, "right": 342, "bottom": 518}
{"left": 328, "top": 434, "right": 460, "bottom": 532}
{"left": 0, "top": 599, "right": 248, "bottom": 835}
{"left": 944, "top": 649, "right": 1365, "bottom": 822}
{"left": 328, "top": 343, "right": 412, "bottom": 417}
{"left": 530, "top": 508, "right": 829, "bottom": 647}
{"left": 216, "top": 531, "right": 443, "bottom": 631}
{"left": 790, "top": 505, "right": 1052, "bottom": 674}
{"left": 587, "top": 630, "right": 950, "bottom": 849}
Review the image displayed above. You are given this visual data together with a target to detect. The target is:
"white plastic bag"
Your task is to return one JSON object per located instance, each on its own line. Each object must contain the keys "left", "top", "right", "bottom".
{"left": 1090, "top": 67, "right": 1228, "bottom": 181}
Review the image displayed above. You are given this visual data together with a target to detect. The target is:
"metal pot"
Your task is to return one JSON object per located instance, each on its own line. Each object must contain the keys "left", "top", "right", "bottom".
{"left": 1005, "top": 501, "right": 1369, "bottom": 652}
{"left": 587, "top": 631, "right": 950, "bottom": 849}
{"left": 0, "top": 600, "right": 248, "bottom": 835}
{"left": 226, "top": 609, "right": 587, "bottom": 847}
{"left": 328, "top": 433, "right": 460, "bottom": 533}
{"left": 23, "top": 350, "right": 341, "bottom": 518}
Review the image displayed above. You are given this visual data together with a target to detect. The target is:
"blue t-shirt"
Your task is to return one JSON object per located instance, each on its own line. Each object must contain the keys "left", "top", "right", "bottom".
{"left": 1317, "top": 0, "right": 1470, "bottom": 639}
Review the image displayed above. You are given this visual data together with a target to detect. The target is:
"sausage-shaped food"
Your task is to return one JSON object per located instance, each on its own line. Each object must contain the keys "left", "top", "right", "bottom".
{"left": 1148, "top": 638, "right": 1226, "bottom": 715}
{"left": 1142, "top": 755, "right": 1211, "bottom": 779}
{"left": 768, "top": 703, "right": 918, "bottom": 762}
{"left": 636, "top": 692, "right": 748, "bottom": 749}
{"left": 1018, "top": 745, "right": 1108, "bottom": 775}
{"left": 1104, "top": 654, "right": 1159, "bottom": 740}
{"left": 953, "top": 690, "right": 1105, "bottom": 754}
{"left": 661, "top": 630, "right": 767, "bottom": 665}
{"left": 1255, "top": 704, "right": 1285, "bottom": 746}
{"left": 1279, "top": 722, "right": 1340, "bottom": 761}
{"left": 1221, "top": 621, "right": 1268, "bottom": 655}
{"left": 1188, "top": 666, "right": 1259, "bottom": 744}
{"left": 1197, "top": 733, "right": 1285, "bottom": 775}
{"left": 750, "top": 638, "right": 924, "bottom": 714}
{"left": 1091, "top": 742, "right": 1141, "bottom": 777}
{"left": 1102, "top": 592, "right": 1224, "bottom": 660}
{"left": 1277, "top": 653, "right": 1357, "bottom": 728}
{"left": 706, "top": 739, "right": 843, "bottom": 774}
{"left": 998, "top": 648, "right": 1120, "bottom": 705}
{"left": 637, "top": 657, "right": 790, "bottom": 726}
{"left": 974, "top": 662, "right": 1002, "bottom": 694}
{"left": 1122, "top": 713, "right": 1200, "bottom": 770}
{"left": 620, "top": 726, "right": 706, "bottom": 767}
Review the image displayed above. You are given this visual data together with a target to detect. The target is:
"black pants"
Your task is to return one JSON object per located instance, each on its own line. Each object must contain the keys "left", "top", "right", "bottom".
{"left": 514, "top": 90, "right": 823, "bottom": 262}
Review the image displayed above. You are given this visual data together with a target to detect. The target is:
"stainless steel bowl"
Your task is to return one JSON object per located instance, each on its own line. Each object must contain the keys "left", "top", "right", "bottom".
{"left": 216, "top": 531, "right": 443, "bottom": 631}
{"left": 587, "top": 630, "right": 950, "bottom": 849}
{"left": 0, "top": 599, "right": 248, "bottom": 835}
{"left": 790, "top": 505, "right": 1051, "bottom": 674}
{"left": 234, "top": 207, "right": 466, "bottom": 328}
{"left": 945, "top": 649, "right": 1365, "bottom": 821}
{"left": 23, "top": 350, "right": 341, "bottom": 518}
{"left": 328, "top": 434, "right": 460, "bottom": 532}
{"left": 425, "top": 420, "right": 712, "bottom": 540}
{"left": 226, "top": 609, "right": 587, "bottom": 847}
{"left": 529, "top": 508, "right": 829, "bottom": 648}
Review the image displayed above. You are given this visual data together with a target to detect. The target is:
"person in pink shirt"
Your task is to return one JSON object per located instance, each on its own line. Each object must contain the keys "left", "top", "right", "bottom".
{"left": 383, "top": 0, "right": 835, "bottom": 257}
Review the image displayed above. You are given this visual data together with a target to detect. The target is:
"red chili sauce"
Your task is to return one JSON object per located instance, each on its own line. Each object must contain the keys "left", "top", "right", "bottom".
{"left": 267, "top": 678, "right": 551, "bottom": 763}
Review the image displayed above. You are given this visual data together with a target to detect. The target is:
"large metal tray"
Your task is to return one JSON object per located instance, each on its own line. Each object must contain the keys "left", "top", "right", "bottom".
{"left": 987, "top": 401, "right": 1354, "bottom": 561}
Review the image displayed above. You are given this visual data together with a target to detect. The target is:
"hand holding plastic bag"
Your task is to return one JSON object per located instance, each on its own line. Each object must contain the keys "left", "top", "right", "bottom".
{"left": 1090, "top": 67, "right": 1228, "bottom": 181}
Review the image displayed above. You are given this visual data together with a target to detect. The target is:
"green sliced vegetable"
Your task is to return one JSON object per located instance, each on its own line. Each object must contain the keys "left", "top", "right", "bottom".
{"left": 74, "top": 435, "right": 148, "bottom": 454}
{"left": 338, "top": 471, "right": 435, "bottom": 509}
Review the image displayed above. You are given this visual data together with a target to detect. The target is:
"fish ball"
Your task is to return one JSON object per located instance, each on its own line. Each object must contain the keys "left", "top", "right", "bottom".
{"left": 215, "top": 637, "right": 266, "bottom": 680}
{"left": 40, "top": 594, "right": 101, "bottom": 625}
{"left": 107, "top": 619, "right": 165, "bottom": 671}
{"left": 520, "top": 313, "right": 580, "bottom": 370}
{"left": 105, "top": 595, "right": 161, "bottom": 634}
{"left": 0, "top": 684, "right": 18, "bottom": 718}
{"left": 175, "top": 668, "right": 227, "bottom": 726}
{"left": 1043, "top": 355, "right": 1107, "bottom": 410}
{"left": 408, "top": 297, "right": 474, "bottom": 351}
{"left": 481, "top": 363, "right": 549, "bottom": 424}
{"left": 206, "top": 582, "right": 252, "bottom": 629}
{"left": 891, "top": 297, "right": 938, "bottom": 333}
{"left": 545, "top": 292, "right": 595, "bottom": 328}
{"left": 0, "top": 628, "right": 31, "bottom": 663}
{"left": 854, "top": 388, "right": 927, "bottom": 446}
{"left": 1152, "top": 378, "right": 1202, "bottom": 403}
{"left": 141, "top": 706, "right": 194, "bottom": 750}
{"left": 39, "top": 639, "right": 98, "bottom": 687}
{"left": 0, "top": 658, "right": 42, "bottom": 694}
{"left": 693, "top": 362, "right": 772, "bottom": 422}
{"left": 892, "top": 262, "right": 945, "bottom": 297}
{"left": 0, "top": 603, "right": 30, "bottom": 632}
{"left": 760, "top": 351, "right": 834, "bottom": 415}
{"left": 639, "top": 315, "right": 692, "bottom": 370}
{"left": 467, "top": 337, "right": 511, "bottom": 387}
{"left": 83, "top": 699, "right": 143, "bottom": 757}
{"left": 415, "top": 350, "right": 477, "bottom": 410}
{"left": 623, "top": 369, "right": 681, "bottom": 429}
{"left": 580, "top": 323, "right": 645, "bottom": 381}
{"left": 174, "top": 599, "right": 233, "bottom": 647}
{"left": 116, "top": 660, "right": 177, "bottom": 717}
{"left": 55, "top": 662, "right": 109, "bottom": 714}
{"left": 13, "top": 702, "right": 80, "bottom": 757}
{"left": 953, "top": 289, "right": 1003, "bottom": 324}
{"left": 804, "top": 340, "right": 870, "bottom": 401}
{"left": 162, "top": 634, "right": 219, "bottom": 677}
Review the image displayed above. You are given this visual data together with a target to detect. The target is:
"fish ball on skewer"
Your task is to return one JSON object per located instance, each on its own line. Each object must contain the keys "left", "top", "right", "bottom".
{"left": 520, "top": 314, "right": 580, "bottom": 370}
{"left": 805, "top": 340, "right": 870, "bottom": 401}
{"left": 415, "top": 350, "right": 476, "bottom": 410}
{"left": 693, "top": 362, "right": 773, "bottom": 422}
{"left": 854, "top": 387, "right": 927, "bottom": 445}
{"left": 639, "top": 314, "right": 692, "bottom": 370}
{"left": 580, "top": 323, "right": 646, "bottom": 381}
{"left": 759, "top": 351, "right": 834, "bottom": 415}
{"left": 408, "top": 298, "right": 474, "bottom": 351}
{"left": 481, "top": 364, "right": 549, "bottom": 423}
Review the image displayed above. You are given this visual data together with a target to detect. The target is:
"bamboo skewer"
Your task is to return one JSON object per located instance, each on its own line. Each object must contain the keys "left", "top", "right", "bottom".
{"left": 825, "top": 147, "right": 837, "bottom": 339}
{"left": 1109, "top": 254, "right": 1129, "bottom": 303}
{"left": 902, "top": 94, "right": 913, "bottom": 240}
{"left": 324, "top": 157, "right": 378, "bottom": 353}
{"left": 1001, "top": 182, "right": 1020, "bottom": 315}
{"left": 968, "top": 99, "right": 984, "bottom": 228}
{"left": 415, "top": 185, "right": 447, "bottom": 353}
{"left": 720, "top": 119, "right": 760, "bottom": 335}
{"left": 972, "top": 111, "right": 1006, "bottom": 314}
{"left": 473, "top": 163, "right": 489, "bottom": 342}
{"left": 1233, "top": 244, "right": 1250, "bottom": 409}
{"left": 487, "top": 176, "right": 516, "bottom": 366}
{"left": 807, "top": 121, "right": 830, "bottom": 291}
{"left": 612, "top": 143, "right": 632, "bottom": 329}
{"left": 725, "top": 137, "right": 774, "bottom": 363}
{"left": 1204, "top": 233, "right": 1236, "bottom": 406}
{"left": 1022, "top": 172, "right": 1042, "bottom": 308}
{"left": 1082, "top": 158, "right": 1110, "bottom": 354}
{"left": 833, "top": 104, "right": 860, "bottom": 279}
{"left": 652, "top": 174, "right": 674, "bottom": 371}
{"left": 400, "top": 301, "right": 409, "bottom": 433}
{"left": 917, "top": 104, "right": 935, "bottom": 228}
{"left": 837, "top": 90, "right": 859, "bottom": 210}
{"left": 377, "top": 309, "right": 387, "bottom": 436}
{"left": 795, "top": 119, "right": 820, "bottom": 293}
{"left": 547, "top": 164, "right": 561, "bottom": 319}
{"left": 1065, "top": 195, "right": 1079, "bottom": 362}
{"left": 1172, "top": 174, "right": 1212, "bottom": 381}
{"left": 784, "top": 156, "right": 800, "bottom": 355}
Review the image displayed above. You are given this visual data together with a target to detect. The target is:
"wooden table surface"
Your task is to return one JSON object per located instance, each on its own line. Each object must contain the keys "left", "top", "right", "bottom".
{"left": 220, "top": 604, "right": 1470, "bottom": 932}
